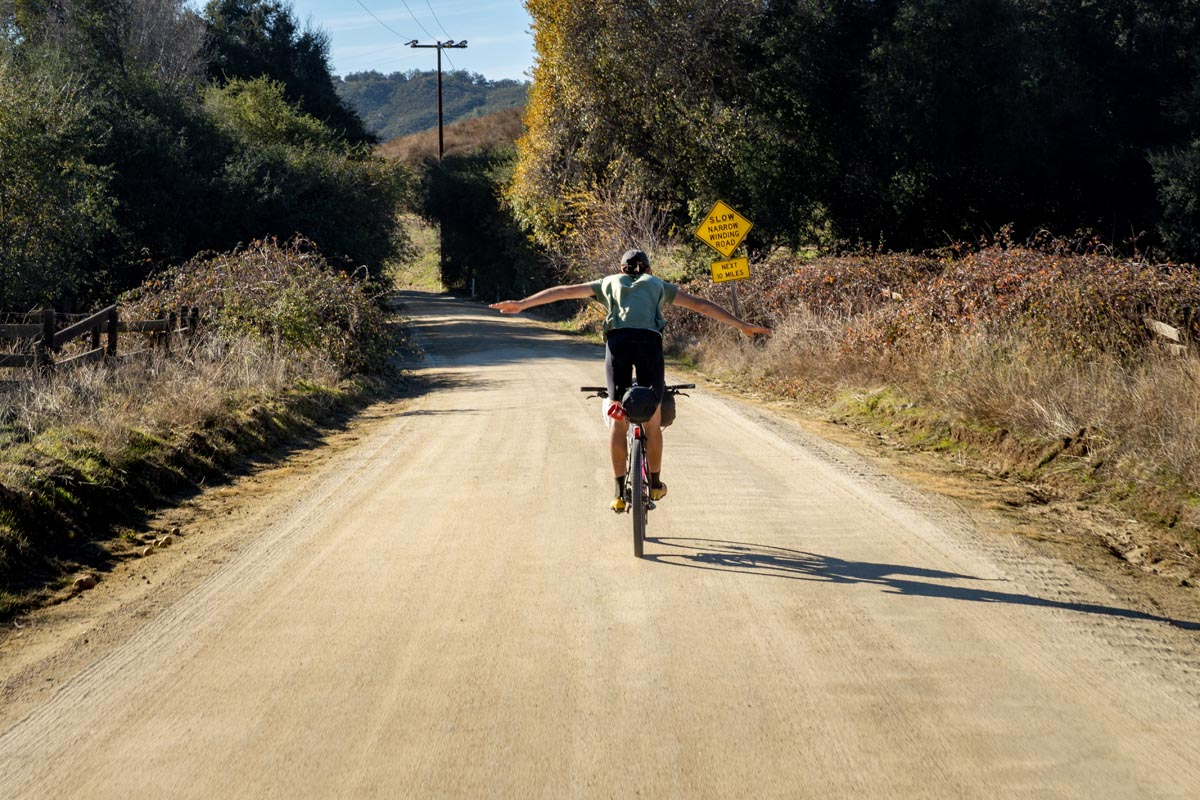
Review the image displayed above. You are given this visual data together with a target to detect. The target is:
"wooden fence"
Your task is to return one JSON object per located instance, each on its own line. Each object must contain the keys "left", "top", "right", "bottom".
{"left": 1144, "top": 317, "right": 1191, "bottom": 357}
{"left": 0, "top": 306, "right": 202, "bottom": 378}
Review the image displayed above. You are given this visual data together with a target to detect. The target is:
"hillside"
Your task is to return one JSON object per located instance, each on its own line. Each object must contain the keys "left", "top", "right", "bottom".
{"left": 335, "top": 70, "right": 527, "bottom": 141}
{"left": 378, "top": 107, "right": 524, "bottom": 163}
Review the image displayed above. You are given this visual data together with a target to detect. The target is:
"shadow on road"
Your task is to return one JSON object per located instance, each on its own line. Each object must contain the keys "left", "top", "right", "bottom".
{"left": 644, "top": 536, "right": 1200, "bottom": 631}
{"left": 396, "top": 292, "right": 601, "bottom": 370}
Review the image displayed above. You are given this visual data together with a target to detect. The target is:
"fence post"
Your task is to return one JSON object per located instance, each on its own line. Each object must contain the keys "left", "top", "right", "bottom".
{"left": 42, "top": 307, "right": 56, "bottom": 352}
{"left": 33, "top": 307, "right": 55, "bottom": 375}
{"left": 163, "top": 311, "right": 175, "bottom": 354}
{"left": 91, "top": 316, "right": 101, "bottom": 353}
{"left": 106, "top": 307, "right": 119, "bottom": 359}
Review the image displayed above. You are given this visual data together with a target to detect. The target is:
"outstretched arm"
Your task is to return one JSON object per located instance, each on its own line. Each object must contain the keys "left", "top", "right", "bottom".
{"left": 490, "top": 283, "right": 594, "bottom": 314}
{"left": 673, "top": 290, "right": 772, "bottom": 336}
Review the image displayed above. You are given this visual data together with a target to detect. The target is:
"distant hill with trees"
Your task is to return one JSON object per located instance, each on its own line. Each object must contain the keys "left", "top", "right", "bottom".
{"left": 335, "top": 70, "right": 527, "bottom": 140}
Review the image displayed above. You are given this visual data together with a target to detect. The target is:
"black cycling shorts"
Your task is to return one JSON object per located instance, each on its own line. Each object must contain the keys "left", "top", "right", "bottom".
{"left": 605, "top": 328, "right": 665, "bottom": 403}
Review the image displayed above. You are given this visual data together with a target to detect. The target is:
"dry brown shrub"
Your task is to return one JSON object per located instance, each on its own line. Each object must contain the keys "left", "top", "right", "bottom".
{"left": 672, "top": 242, "right": 1200, "bottom": 520}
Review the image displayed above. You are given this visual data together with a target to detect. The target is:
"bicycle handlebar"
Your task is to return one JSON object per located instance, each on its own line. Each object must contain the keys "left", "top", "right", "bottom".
{"left": 580, "top": 384, "right": 695, "bottom": 398}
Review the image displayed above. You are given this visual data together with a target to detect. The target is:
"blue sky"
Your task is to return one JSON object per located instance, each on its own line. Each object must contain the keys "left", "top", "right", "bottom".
{"left": 283, "top": 1, "right": 535, "bottom": 81}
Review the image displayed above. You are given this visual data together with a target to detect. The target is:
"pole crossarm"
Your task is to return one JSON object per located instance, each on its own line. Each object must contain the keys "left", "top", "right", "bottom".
{"left": 407, "top": 41, "right": 468, "bottom": 49}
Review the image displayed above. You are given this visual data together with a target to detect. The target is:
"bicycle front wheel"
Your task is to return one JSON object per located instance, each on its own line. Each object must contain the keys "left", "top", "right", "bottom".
{"left": 630, "top": 437, "right": 646, "bottom": 558}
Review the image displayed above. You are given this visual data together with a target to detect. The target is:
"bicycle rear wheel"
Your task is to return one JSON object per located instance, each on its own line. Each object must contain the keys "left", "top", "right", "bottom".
{"left": 630, "top": 438, "right": 646, "bottom": 557}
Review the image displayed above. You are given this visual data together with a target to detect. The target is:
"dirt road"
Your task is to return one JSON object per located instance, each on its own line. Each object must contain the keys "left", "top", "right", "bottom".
{"left": 2, "top": 291, "right": 1199, "bottom": 798}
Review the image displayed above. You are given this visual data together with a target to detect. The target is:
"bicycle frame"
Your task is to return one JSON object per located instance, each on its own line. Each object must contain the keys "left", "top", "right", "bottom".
{"left": 582, "top": 383, "right": 693, "bottom": 557}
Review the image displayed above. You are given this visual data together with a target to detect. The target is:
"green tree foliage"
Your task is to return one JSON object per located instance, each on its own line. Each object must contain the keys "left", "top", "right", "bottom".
{"left": 0, "top": 52, "right": 114, "bottom": 308}
{"left": 5, "top": 0, "right": 233, "bottom": 297}
{"left": 512, "top": 0, "right": 1200, "bottom": 260}
{"left": 511, "top": 0, "right": 778, "bottom": 252}
{"left": 336, "top": 70, "right": 528, "bottom": 141}
{"left": 205, "top": 77, "right": 412, "bottom": 276}
{"left": 202, "top": 0, "right": 372, "bottom": 143}
{"left": 1151, "top": 33, "right": 1200, "bottom": 263}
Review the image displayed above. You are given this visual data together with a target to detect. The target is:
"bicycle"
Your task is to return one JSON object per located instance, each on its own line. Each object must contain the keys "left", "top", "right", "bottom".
{"left": 581, "top": 383, "right": 694, "bottom": 557}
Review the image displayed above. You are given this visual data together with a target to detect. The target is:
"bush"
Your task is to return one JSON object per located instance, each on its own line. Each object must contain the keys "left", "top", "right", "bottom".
{"left": 205, "top": 78, "right": 412, "bottom": 276}
{"left": 122, "top": 239, "right": 390, "bottom": 373}
{"left": 673, "top": 239, "right": 1200, "bottom": 360}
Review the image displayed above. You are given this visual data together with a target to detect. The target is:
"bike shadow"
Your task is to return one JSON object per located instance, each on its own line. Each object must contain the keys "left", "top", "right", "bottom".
{"left": 642, "top": 536, "right": 1200, "bottom": 631}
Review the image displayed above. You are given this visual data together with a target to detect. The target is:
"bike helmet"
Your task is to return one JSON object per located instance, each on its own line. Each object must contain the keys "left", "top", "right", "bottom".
{"left": 620, "top": 249, "right": 651, "bottom": 276}
{"left": 621, "top": 385, "right": 660, "bottom": 423}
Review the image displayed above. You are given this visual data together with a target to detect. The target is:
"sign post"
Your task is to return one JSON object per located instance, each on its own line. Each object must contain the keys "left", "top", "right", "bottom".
{"left": 694, "top": 201, "right": 754, "bottom": 317}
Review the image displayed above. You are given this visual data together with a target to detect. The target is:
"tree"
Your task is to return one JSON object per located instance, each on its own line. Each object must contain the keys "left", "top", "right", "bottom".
{"left": 203, "top": 0, "right": 372, "bottom": 143}
{"left": 511, "top": 0, "right": 1200, "bottom": 260}
{"left": 205, "top": 77, "right": 411, "bottom": 274}
{"left": 422, "top": 146, "right": 553, "bottom": 298}
{"left": 509, "top": 0, "right": 772, "bottom": 252}
{"left": 0, "top": 51, "right": 114, "bottom": 308}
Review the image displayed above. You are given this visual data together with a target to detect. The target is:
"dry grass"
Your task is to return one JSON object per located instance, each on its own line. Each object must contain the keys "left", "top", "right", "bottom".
{"left": 669, "top": 245, "right": 1200, "bottom": 543}
{"left": 0, "top": 337, "right": 338, "bottom": 453}
{"left": 684, "top": 309, "right": 1200, "bottom": 478}
{"left": 0, "top": 238, "right": 397, "bottom": 610}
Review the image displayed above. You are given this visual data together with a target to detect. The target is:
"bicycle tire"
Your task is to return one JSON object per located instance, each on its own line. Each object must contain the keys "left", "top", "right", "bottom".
{"left": 631, "top": 437, "right": 646, "bottom": 557}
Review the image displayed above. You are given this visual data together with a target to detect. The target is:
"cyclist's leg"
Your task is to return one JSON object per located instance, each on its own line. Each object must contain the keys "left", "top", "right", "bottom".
{"left": 605, "top": 333, "right": 635, "bottom": 480}
{"left": 609, "top": 416, "right": 629, "bottom": 477}
{"left": 645, "top": 405, "right": 663, "bottom": 473}
{"left": 630, "top": 333, "right": 667, "bottom": 476}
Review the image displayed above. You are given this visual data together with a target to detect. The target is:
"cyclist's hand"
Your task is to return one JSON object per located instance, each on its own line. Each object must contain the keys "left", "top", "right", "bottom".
{"left": 490, "top": 300, "right": 524, "bottom": 315}
{"left": 740, "top": 322, "right": 772, "bottom": 336}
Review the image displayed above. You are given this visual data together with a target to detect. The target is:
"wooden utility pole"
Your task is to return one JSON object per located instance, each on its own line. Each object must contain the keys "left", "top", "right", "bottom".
{"left": 408, "top": 40, "right": 468, "bottom": 161}
{"left": 409, "top": 40, "right": 469, "bottom": 290}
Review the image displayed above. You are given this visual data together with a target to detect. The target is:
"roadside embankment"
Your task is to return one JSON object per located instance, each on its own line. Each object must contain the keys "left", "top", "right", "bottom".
{"left": 0, "top": 240, "right": 405, "bottom": 618}
{"left": 663, "top": 239, "right": 1200, "bottom": 591}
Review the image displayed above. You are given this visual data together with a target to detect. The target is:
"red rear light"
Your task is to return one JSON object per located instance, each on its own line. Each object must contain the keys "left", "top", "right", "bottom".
{"left": 632, "top": 425, "right": 643, "bottom": 438}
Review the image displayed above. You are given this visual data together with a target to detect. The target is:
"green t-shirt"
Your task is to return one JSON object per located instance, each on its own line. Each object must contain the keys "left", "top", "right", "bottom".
{"left": 587, "top": 273, "right": 679, "bottom": 334}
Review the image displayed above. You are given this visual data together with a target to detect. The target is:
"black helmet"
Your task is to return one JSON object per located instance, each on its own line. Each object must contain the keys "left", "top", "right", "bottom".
{"left": 620, "top": 249, "right": 650, "bottom": 275}
{"left": 621, "top": 385, "right": 659, "bottom": 423}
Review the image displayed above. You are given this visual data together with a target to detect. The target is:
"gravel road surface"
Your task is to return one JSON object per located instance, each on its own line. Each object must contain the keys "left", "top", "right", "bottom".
{"left": 2, "top": 291, "right": 1198, "bottom": 798}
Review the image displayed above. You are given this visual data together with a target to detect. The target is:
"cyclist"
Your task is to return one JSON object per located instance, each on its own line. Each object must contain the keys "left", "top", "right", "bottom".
{"left": 490, "top": 249, "right": 771, "bottom": 512}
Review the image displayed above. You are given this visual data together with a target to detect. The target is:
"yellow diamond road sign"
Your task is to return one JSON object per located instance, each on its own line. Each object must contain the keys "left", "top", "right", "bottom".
{"left": 696, "top": 200, "right": 752, "bottom": 258}
{"left": 711, "top": 257, "right": 750, "bottom": 284}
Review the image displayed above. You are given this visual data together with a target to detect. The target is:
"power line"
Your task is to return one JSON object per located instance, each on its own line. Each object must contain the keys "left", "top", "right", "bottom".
{"left": 399, "top": 0, "right": 436, "bottom": 40}
{"left": 352, "top": 0, "right": 415, "bottom": 41}
{"left": 425, "top": 1, "right": 452, "bottom": 39}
